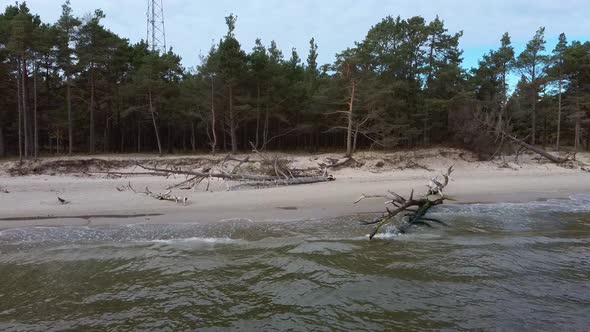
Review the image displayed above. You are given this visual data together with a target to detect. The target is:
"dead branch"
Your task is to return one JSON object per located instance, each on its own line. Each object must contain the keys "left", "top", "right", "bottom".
{"left": 92, "top": 171, "right": 169, "bottom": 177}
{"left": 400, "top": 160, "right": 434, "bottom": 171}
{"left": 117, "top": 181, "right": 187, "bottom": 205}
{"left": 166, "top": 175, "right": 202, "bottom": 190}
{"left": 144, "top": 187, "right": 188, "bottom": 205}
{"left": 321, "top": 157, "right": 354, "bottom": 169}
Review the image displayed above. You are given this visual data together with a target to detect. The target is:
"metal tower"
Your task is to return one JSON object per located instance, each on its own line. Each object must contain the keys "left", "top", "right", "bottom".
{"left": 146, "top": 0, "right": 166, "bottom": 53}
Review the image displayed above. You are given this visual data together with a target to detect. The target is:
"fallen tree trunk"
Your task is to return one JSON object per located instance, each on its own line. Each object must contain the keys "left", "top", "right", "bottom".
{"left": 137, "top": 163, "right": 334, "bottom": 185}
{"left": 501, "top": 132, "right": 567, "bottom": 164}
{"left": 475, "top": 110, "right": 571, "bottom": 164}
{"left": 235, "top": 175, "right": 335, "bottom": 188}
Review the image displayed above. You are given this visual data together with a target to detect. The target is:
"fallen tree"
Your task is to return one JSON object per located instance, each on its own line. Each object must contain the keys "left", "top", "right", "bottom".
{"left": 107, "top": 154, "right": 335, "bottom": 202}
{"left": 450, "top": 99, "right": 578, "bottom": 165}
{"left": 492, "top": 126, "right": 571, "bottom": 164}
{"left": 356, "top": 166, "right": 453, "bottom": 239}
{"left": 136, "top": 163, "right": 334, "bottom": 185}
{"left": 474, "top": 107, "right": 575, "bottom": 164}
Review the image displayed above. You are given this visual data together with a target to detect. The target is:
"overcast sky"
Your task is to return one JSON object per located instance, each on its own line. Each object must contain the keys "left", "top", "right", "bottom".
{"left": 13, "top": 0, "right": 590, "bottom": 70}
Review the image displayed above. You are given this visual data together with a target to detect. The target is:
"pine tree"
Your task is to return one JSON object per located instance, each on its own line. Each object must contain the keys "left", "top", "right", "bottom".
{"left": 218, "top": 14, "right": 247, "bottom": 153}
{"left": 516, "top": 27, "right": 548, "bottom": 145}
{"left": 550, "top": 33, "right": 568, "bottom": 151}
{"left": 248, "top": 38, "right": 269, "bottom": 149}
{"left": 55, "top": 0, "right": 80, "bottom": 155}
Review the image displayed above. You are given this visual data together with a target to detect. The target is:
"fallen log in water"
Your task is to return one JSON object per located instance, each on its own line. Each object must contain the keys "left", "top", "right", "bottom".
{"left": 356, "top": 166, "right": 454, "bottom": 239}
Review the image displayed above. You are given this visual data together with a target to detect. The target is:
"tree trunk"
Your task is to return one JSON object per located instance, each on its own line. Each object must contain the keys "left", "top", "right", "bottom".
{"left": 33, "top": 61, "right": 38, "bottom": 158}
{"left": 22, "top": 55, "right": 29, "bottom": 158}
{"left": 575, "top": 96, "right": 581, "bottom": 151}
{"left": 89, "top": 66, "right": 96, "bottom": 154}
{"left": 67, "top": 78, "right": 73, "bottom": 155}
{"left": 103, "top": 114, "right": 110, "bottom": 153}
{"left": 137, "top": 120, "right": 141, "bottom": 153}
{"left": 255, "top": 83, "right": 261, "bottom": 149}
{"left": 221, "top": 116, "right": 227, "bottom": 152}
{"left": 167, "top": 122, "right": 173, "bottom": 154}
{"left": 503, "top": 131, "right": 565, "bottom": 163}
{"left": 345, "top": 80, "right": 356, "bottom": 157}
{"left": 263, "top": 89, "right": 270, "bottom": 150}
{"left": 210, "top": 81, "right": 217, "bottom": 154}
{"left": 190, "top": 121, "right": 196, "bottom": 152}
{"left": 531, "top": 67, "right": 536, "bottom": 145}
{"left": 56, "top": 129, "right": 60, "bottom": 154}
{"left": 16, "top": 61, "right": 22, "bottom": 161}
{"left": 0, "top": 126, "right": 4, "bottom": 157}
{"left": 117, "top": 89, "right": 123, "bottom": 153}
{"left": 182, "top": 125, "right": 186, "bottom": 151}
{"left": 353, "top": 123, "right": 360, "bottom": 154}
{"left": 423, "top": 110, "right": 429, "bottom": 146}
{"left": 556, "top": 76, "right": 562, "bottom": 151}
{"left": 229, "top": 85, "right": 238, "bottom": 154}
{"left": 149, "top": 90, "right": 163, "bottom": 156}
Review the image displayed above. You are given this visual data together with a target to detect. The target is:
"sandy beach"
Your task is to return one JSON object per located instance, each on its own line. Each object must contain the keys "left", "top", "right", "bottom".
{"left": 1, "top": 148, "right": 589, "bottom": 229}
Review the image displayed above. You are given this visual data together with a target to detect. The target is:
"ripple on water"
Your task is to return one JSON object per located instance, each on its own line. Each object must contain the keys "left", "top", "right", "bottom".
{"left": 0, "top": 195, "right": 589, "bottom": 330}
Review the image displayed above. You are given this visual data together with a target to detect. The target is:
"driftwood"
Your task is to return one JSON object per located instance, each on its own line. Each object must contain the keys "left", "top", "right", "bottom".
{"left": 235, "top": 175, "right": 335, "bottom": 188}
{"left": 356, "top": 166, "right": 454, "bottom": 239}
{"left": 144, "top": 187, "right": 188, "bottom": 205}
{"left": 136, "top": 163, "right": 333, "bottom": 186}
{"left": 109, "top": 153, "right": 334, "bottom": 200}
{"left": 117, "top": 182, "right": 188, "bottom": 205}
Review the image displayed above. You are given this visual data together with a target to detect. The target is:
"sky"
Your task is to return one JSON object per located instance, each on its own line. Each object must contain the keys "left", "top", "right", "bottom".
{"left": 9, "top": 0, "right": 590, "bottom": 72}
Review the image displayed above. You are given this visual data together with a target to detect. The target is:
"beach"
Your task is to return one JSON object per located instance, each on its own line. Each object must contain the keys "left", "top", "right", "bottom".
{"left": 1, "top": 148, "right": 589, "bottom": 229}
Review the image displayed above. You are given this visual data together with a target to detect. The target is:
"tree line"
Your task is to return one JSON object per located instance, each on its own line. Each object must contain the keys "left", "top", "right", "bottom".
{"left": 0, "top": 2, "right": 588, "bottom": 158}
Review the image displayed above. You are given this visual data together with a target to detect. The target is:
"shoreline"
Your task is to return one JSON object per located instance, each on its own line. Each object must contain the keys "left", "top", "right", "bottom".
{"left": 1, "top": 149, "right": 588, "bottom": 230}
{"left": 1, "top": 170, "right": 588, "bottom": 230}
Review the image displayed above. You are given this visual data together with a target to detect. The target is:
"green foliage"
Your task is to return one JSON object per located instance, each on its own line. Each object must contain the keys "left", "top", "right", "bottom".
{"left": 0, "top": 2, "right": 588, "bottom": 155}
